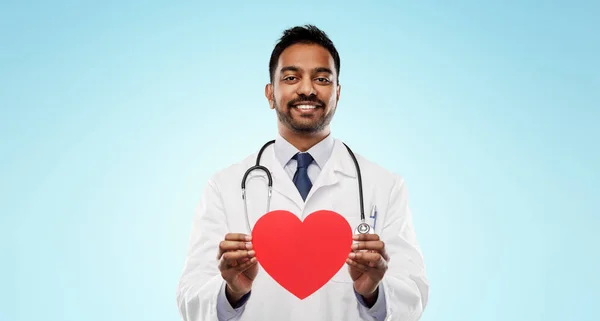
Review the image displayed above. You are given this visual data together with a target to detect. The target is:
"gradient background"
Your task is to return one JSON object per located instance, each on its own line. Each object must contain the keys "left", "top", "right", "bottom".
{"left": 1, "top": 1, "right": 599, "bottom": 320}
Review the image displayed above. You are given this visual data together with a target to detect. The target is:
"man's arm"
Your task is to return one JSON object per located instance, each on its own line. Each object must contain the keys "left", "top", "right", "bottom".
{"left": 347, "top": 175, "right": 428, "bottom": 321}
{"left": 376, "top": 176, "right": 429, "bottom": 320}
{"left": 176, "top": 179, "right": 250, "bottom": 321}
{"left": 354, "top": 284, "right": 387, "bottom": 320}
{"left": 215, "top": 281, "right": 252, "bottom": 320}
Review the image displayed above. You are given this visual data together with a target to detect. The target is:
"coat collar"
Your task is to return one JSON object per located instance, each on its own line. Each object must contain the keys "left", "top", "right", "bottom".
{"left": 329, "top": 139, "right": 359, "bottom": 179}
{"left": 273, "top": 132, "right": 335, "bottom": 171}
{"left": 248, "top": 138, "right": 358, "bottom": 211}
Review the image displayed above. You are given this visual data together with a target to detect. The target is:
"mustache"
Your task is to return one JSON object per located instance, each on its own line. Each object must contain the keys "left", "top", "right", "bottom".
{"left": 287, "top": 95, "right": 325, "bottom": 108}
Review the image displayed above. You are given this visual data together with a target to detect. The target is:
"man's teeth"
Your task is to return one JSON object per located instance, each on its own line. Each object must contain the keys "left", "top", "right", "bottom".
{"left": 296, "top": 105, "right": 317, "bottom": 110}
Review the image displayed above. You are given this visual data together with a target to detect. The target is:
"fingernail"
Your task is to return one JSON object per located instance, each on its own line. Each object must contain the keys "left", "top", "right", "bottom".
{"left": 248, "top": 250, "right": 255, "bottom": 256}
{"left": 245, "top": 242, "right": 253, "bottom": 250}
{"left": 245, "top": 235, "right": 252, "bottom": 241}
{"left": 352, "top": 235, "right": 359, "bottom": 240}
{"left": 348, "top": 253, "right": 355, "bottom": 259}
{"left": 351, "top": 243, "right": 358, "bottom": 250}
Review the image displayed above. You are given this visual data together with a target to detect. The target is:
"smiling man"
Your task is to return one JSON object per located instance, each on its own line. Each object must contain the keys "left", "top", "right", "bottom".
{"left": 267, "top": 39, "right": 339, "bottom": 137}
{"left": 176, "top": 25, "right": 429, "bottom": 321}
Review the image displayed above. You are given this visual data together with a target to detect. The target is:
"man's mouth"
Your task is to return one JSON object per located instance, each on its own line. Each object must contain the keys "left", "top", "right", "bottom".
{"left": 294, "top": 104, "right": 318, "bottom": 110}
{"left": 291, "top": 101, "right": 323, "bottom": 110}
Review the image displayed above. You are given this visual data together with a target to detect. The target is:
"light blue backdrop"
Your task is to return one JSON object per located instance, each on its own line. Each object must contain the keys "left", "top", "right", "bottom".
{"left": 1, "top": 1, "right": 598, "bottom": 320}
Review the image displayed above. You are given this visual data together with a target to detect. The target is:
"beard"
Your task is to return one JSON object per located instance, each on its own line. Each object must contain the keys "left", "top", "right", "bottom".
{"left": 274, "top": 95, "right": 336, "bottom": 134}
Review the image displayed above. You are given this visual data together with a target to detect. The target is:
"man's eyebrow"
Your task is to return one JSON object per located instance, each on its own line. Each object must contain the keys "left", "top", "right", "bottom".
{"left": 280, "top": 66, "right": 300, "bottom": 73}
{"left": 279, "top": 66, "right": 333, "bottom": 75}
{"left": 314, "top": 67, "right": 333, "bottom": 74}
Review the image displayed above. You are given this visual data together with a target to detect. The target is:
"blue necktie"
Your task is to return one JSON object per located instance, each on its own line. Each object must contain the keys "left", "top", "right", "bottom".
{"left": 293, "top": 152, "right": 314, "bottom": 201}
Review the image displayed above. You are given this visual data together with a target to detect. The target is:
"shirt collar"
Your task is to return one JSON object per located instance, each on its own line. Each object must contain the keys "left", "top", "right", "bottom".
{"left": 274, "top": 132, "right": 335, "bottom": 170}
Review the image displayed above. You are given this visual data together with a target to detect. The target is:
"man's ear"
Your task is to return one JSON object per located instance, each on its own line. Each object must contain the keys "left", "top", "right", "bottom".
{"left": 265, "top": 83, "right": 274, "bottom": 109}
{"left": 336, "top": 84, "right": 341, "bottom": 103}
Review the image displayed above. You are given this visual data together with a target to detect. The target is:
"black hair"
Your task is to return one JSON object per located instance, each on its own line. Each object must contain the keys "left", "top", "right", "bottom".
{"left": 268, "top": 24, "right": 340, "bottom": 83}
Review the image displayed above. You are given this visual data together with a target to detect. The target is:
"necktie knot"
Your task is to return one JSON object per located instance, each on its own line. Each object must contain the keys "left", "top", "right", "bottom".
{"left": 294, "top": 152, "right": 314, "bottom": 169}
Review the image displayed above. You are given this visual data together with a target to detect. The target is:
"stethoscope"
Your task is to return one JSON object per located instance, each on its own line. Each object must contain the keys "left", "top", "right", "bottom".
{"left": 241, "top": 140, "right": 373, "bottom": 235}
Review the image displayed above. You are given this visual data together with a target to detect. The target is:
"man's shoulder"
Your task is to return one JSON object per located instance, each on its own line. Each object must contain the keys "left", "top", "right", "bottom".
{"left": 347, "top": 146, "right": 406, "bottom": 186}
{"left": 208, "top": 151, "right": 258, "bottom": 186}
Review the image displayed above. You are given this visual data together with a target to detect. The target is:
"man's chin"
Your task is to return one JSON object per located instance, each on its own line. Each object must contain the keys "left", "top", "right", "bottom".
{"left": 277, "top": 108, "right": 329, "bottom": 133}
{"left": 288, "top": 121, "right": 325, "bottom": 133}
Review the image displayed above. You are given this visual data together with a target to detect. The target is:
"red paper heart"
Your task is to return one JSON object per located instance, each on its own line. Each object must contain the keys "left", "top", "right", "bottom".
{"left": 251, "top": 210, "right": 353, "bottom": 300}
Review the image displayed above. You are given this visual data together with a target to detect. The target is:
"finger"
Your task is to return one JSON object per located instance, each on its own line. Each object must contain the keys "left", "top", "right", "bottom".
{"left": 235, "top": 257, "right": 258, "bottom": 272}
{"left": 352, "top": 233, "right": 380, "bottom": 242}
{"left": 349, "top": 252, "right": 386, "bottom": 269}
{"left": 360, "top": 246, "right": 390, "bottom": 262}
{"left": 218, "top": 241, "right": 253, "bottom": 258}
{"left": 219, "top": 252, "right": 248, "bottom": 271}
{"left": 349, "top": 251, "right": 381, "bottom": 263}
{"left": 346, "top": 258, "right": 370, "bottom": 272}
{"left": 379, "top": 246, "right": 390, "bottom": 261}
{"left": 218, "top": 250, "right": 255, "bottom": 270}
{"left": 223, "top": 250, "right": 255, "bottom": 261}
{"left": 220, "top": 257, "right": 258, "bottom": 276}
{"left": 351, "top": 240, "right": 385, "bottom": 251}
{"left": 225, "top": 233, "right": 252, "bottom": 242}
{"left": 220, "top": 241, "right": 252, "bottom": 251}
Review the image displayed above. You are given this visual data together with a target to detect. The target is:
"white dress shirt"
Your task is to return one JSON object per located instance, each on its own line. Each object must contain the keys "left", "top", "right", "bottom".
{"left": 274, "top": 132, "right": 335, "bottom": 184}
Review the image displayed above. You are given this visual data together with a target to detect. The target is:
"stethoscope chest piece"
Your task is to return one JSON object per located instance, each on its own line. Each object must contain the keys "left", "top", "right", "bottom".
{"left": 356, "top": 222, "right": 371, "bottom": 234}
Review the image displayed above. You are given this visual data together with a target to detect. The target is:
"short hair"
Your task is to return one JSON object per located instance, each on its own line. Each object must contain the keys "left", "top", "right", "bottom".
{"left": 268, "top": 24, "right": 341, "bottom": 83}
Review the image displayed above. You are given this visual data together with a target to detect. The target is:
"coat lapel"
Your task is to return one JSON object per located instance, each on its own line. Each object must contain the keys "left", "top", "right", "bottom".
{"left": 304, "top": 139, "right": 358, "bottom": 204}
{"left": 244, "top": 139, "right": 359, "bottom": 215}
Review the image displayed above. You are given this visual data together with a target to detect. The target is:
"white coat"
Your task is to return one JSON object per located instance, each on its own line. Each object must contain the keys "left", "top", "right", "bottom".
{"left": 176, "top": 138, "right": 429, "bottom": 321}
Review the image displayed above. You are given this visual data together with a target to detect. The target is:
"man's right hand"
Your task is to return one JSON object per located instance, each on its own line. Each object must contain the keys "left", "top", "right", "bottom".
{"left": 217, "top": 233, "right": 258, "bottom": 306}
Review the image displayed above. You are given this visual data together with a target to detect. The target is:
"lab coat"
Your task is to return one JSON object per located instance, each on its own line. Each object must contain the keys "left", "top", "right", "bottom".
{"left": 176, "top": 139, "right": 429, "bottom": 321}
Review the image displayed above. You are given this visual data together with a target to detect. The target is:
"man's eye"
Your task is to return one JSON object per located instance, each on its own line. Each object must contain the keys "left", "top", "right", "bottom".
{"left": 284, "top": 76, "right": 297, "bottom": 81}
{"left": 316, "top": 78, "right": 330, "bottom": 83}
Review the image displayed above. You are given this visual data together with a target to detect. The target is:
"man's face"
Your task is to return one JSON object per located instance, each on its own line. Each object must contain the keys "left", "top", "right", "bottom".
{"left": 266, "top": 43, "right": 340, "bottom": 134}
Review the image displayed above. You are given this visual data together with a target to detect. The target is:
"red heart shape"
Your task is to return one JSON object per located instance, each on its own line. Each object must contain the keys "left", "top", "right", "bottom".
{"left": 252, "top": 210, "right": 353, "bottom": 300}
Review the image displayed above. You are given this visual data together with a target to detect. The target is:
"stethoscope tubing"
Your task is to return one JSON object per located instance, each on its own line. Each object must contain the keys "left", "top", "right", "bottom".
{"left": 241, "top": 139, "right": 369, "bottom": 234}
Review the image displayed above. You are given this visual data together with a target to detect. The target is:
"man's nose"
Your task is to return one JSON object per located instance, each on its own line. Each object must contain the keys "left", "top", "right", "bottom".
{"left": 296, "top": 78, "right": 316, "bottom": 97}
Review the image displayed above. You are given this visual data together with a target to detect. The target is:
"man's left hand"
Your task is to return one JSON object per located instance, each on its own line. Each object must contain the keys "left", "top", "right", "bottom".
{"left": 346, "top": 233, "right": 389, "bottom": 306}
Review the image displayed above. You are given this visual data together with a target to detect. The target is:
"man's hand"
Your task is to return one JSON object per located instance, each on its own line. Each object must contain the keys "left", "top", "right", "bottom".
{"left": 346, "top": 233, "right": 390, "bottom": 306}
{"left": 217, "top": 233, "right": 258, "bottom": 306}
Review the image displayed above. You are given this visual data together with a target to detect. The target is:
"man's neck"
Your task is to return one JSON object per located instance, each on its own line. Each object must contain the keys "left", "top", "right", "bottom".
{"left": 278, "top": 126, "right": 331, "bottom": 152}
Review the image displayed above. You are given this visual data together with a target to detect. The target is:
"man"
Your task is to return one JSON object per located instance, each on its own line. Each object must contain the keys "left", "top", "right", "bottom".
{"left": 176, "top": 25, "right": 429, "bottom": 321}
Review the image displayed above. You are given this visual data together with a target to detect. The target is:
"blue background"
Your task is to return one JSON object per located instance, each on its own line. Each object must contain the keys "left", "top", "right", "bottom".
{"left": 1, "top": 1, "right": 598, "bottom": 320}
